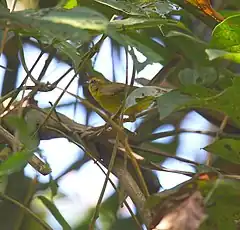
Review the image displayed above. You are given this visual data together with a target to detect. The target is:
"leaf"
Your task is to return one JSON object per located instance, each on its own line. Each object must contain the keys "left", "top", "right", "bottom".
{"left": 108, "top": 29, "right": 169, "bottom": 62}
{"left": 110, "top": 17, "right": 188, "bottom": 32}
{"left": 94, "top": 0, "right": 145, "bottom": 16}
{"left": 3, "top": 6, "right": 107, "bottom": 66}
{"left": 180, "top": 78, "right": 240, "bottom": 127}
{"left": 157, "top": 90, "right": 192, "bottom": 120}
{"left": 204, "top": 138, "right": 240, "bottom": 164}
{"left": 178, "top": 68, "right": 200, "bottom": 85}
{"left": 125, "top": 86, "right": 169, "bottom": 115}
{"left": 207, "top": 15, "right": 240, "bottom": 63}
{"left": 38, "top": 196, "right": 71, "bottom": 230}
{"left": 200, "top": 178, "right": 240, "bottom": 230}
{"left": 166, "top": 31, "right": 208, "bottom": 63}
{"left": 52, "top": 40, "right": 84, "bottom": 67}
{"left": 63, "top": 0, "right": 77, "bottom": 9}
{"left": 178, "top": 67, "right": 218, "bottom": 86}
{"left": 3, "top": 6, "right": 109, "bottom": 45}
{"left": 206, "top": 49, "right": 240, "bottom": 63}
{"left": 0, "top": 150, "right": 33, "bottom": 176}
{"left": 158, "top": 78, "right": 240, "bottom": 127}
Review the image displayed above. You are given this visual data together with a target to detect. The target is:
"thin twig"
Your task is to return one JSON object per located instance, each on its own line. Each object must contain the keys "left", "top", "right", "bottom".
{"left": 95, "top": 160, "right": 143, "bottom": 230}
{"left": 139, "top": 128, "right": 220, "bottom": 143}
{"left": 131, "top": 145, "right": 200, "bottom": 166}
{"left": 89, "top": 133, "right": 120, "bottom": 230}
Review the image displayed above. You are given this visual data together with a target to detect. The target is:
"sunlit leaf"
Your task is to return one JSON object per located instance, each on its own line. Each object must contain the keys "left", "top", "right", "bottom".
{"left": 63, "top": 0, "right": 77, "bottom": 9}
{"left": 125, "top": 86, "right": 167, "bottom": 114}
{"left": 204, "top": 139, "right": 240, "bottom": 164}
{"left": 207, "top": 15, "right": 240, "bottom": 63}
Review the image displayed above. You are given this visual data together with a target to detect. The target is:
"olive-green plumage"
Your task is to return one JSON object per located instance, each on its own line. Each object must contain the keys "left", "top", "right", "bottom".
{"left": 88, "top": 77, "right": 156, "bottom": 118}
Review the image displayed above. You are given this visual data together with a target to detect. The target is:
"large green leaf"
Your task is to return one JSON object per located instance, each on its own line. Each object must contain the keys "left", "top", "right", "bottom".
{"left": 158, "top": 78, "right": 240, "bottom": 127}
{"left": 206, "top": 14, "right": 240, "bottom": 63}
{"left": 1, "top": 7, "right": 100, "bottom": 41}
{"left": 180, "top": 78, "right": 240, "bottom": 127}
{"left": 204, "top": 138, "right": 240, "bottom": 164}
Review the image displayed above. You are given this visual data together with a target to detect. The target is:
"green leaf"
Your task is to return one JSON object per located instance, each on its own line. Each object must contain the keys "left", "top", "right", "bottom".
{"left": 38, "top": 7, "right": 108, "bottom": 31}
{"left": 180, "top": 78, "right": 240, "bottom": 127}
{"left": 157, "top": 90, "right": 192, "bottom": 120}
{"left": 108, "top": 30, "right": 168, "bottom": 62}
{"left": 110, "top": 17, "right": 188, "bottom": 31}
{"left": 52, "top": 40, "right": 84, "bottom": 67}
{"left": 1, "top": 6, "right": 107, "bottom": 67}
{"left": 63, "top": 0, "right": 77, "bottom": 9}
{"left": 204, "top": 139, "right": 240, "bottom": 164}
{"left": 0, "top": 150, "right": 33, "bottom": 176}
{"left": 207, "top": 14, "right": 240, "bottom": 63}
{"left": 38, "top": 196, "right": 71, "bottom": 230}
{"left": 3, "top": 6, "right": 108, "bottom": 43}
{"left": 206, "top": 49, "right": 240, "bottom": 63}
{"left": 94, "top": 0, "right": 145, "bottom": 16}
{"left": 178, "top": 67, "right": 218, "bottom": 86}
{"left": 125, "top": 86, "right": 166, "bottom": 111}
{"left": 178, "top": 68, "right": 199, "bottom": 85}
{"left": 210, "top": 14, "right": 240, "bottom": 51}
{"left": 166, "top": 31, "right": 208, "bottom": 63}
{"left": 180, "top": 84, "right": 217, "bottom": 98}
{"left": 200, "top": 178, "right": 240, "bottom": 230}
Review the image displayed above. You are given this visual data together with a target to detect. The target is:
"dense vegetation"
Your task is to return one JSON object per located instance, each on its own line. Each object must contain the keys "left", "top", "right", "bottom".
{"left": 0, "top": 0, "right": 240, "bottom": 229}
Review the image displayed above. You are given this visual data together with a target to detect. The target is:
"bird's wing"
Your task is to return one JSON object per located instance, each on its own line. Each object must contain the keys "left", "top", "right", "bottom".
{"left": 99, "top": 83, "right": 133, "bottom": 96}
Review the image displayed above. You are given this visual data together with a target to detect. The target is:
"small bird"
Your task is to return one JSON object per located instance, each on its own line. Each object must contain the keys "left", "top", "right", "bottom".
{"left": 88, "top": 77, "right": 164, "bottom": 120}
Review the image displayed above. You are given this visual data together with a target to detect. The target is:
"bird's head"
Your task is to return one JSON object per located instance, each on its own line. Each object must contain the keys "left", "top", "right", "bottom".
{"left": 88, "top": 77, "right": 105, "bottom": 94}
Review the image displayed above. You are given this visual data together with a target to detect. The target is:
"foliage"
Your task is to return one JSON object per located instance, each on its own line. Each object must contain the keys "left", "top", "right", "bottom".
{"left": 0, "top": 0, "right": 240, "bottom": 229}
